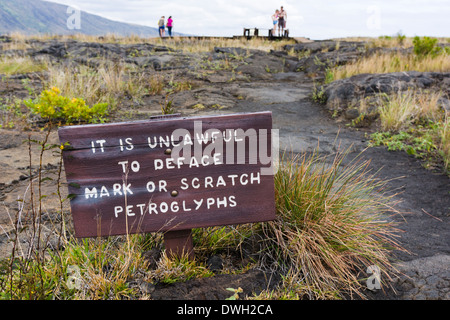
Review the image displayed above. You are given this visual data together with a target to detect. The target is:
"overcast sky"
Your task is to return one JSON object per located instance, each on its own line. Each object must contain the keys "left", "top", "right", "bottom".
{"left": 48, "top": 0, "right": 450, "bottom": 39}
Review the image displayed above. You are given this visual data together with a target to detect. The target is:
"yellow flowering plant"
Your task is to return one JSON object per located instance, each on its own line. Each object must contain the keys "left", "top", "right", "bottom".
{"left": 25, "top": 87, "right": 108, "bottom": 124}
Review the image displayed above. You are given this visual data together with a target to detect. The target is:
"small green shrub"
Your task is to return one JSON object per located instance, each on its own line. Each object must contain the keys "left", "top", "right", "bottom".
{"left": 312, "top": 84, "right": 327, "bottom": 104}
{"left": 396, "top": 32, "right": 406, "bottom": 45}
{"left": 413, "top": 36, "right": 442, "bottom": 58}
{"left": 324, "top": 67, "right": 334, "bottom": 84}
{"left": 25, "top": 87, "right": 108, "bottom": 124}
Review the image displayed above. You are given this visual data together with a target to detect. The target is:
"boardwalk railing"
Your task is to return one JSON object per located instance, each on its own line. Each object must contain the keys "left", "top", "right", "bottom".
{"left": 243, "top": 27, "right": 289, "bottom": 39}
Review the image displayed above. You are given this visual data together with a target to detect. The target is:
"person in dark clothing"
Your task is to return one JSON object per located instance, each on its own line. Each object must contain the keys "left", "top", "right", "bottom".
{"left": 278, "top": 6, "right": 287, "bottom": 36}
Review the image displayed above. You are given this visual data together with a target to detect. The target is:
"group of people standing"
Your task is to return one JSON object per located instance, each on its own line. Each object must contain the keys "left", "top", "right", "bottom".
{"left": 271, "top": 6, "right": 287, "bottom": 37}
{"left": 158, "top": 16, "right": 173, "bottom": 37}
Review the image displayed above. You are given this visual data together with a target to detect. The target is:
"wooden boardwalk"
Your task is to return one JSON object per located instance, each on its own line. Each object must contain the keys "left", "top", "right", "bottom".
{"left": 166, "top": 35, "right": 312, "bottom": 43}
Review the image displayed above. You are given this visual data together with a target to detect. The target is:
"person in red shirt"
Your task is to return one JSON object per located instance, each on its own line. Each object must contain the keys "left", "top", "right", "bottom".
{"left": 167, "top": 16, "right": 173, "bottom": 37}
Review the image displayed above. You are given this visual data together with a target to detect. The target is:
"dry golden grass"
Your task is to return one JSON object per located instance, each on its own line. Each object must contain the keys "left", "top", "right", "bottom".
{"left": 45, "top": 62, "right": 150, "bottom": 110}
{"left": 156, "top": 36, "right": 296, "bottom": 53}
{"left": 334, "top": 36, "right": 449, "bottom": 49}
{"left": 367, "top": 90, "right": 444, "bottom": 132}
{"left": 414, "top": 90, "right": 444, "bottom": 121}
{"left": 8, "top": 32, "right": 296, "bottom": 53}
{"left": 378, "top": 91, "right": 417, "bottom": 132}
{"left": 0, "top": 56, "right": 48, "bottom": 75}
{"left": 331, "top": 51, "right": 450, "bottom": 80}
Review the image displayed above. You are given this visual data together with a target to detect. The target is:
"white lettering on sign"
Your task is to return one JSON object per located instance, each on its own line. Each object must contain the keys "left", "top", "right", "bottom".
{"left": 113, "top": 195, "right": 237, "bottom": 218}
{"left": 83, "top": 172, "right": 259, "bottom": 202}
{"left": 91, "top": 139, "right": 106, "bottom": 153}
{"left": 118, "top": 160, "right": 140, "bottom": 173}
{"left": 73, "top": 121, "right": 277, "bottom": 225}
{"left": 153, "top": 153, "right": 223, "bottom": 171}
{"left": 119, "top": 138, "right": 134, "bottom": 151}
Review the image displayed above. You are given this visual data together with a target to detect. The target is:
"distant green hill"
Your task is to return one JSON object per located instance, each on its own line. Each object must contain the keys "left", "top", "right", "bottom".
{"left": 0, "top": 0, "right": 160, "bottom": 37}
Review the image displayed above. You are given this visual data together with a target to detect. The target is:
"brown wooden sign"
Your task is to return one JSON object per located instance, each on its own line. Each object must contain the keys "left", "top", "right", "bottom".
{"left": 58, "top": 111, "right": 276, "bottom": 240}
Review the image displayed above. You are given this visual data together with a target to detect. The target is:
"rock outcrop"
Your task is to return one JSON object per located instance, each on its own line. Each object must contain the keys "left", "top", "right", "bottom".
{"left": 323, "top": 71, "right": 450, "bottom": 115}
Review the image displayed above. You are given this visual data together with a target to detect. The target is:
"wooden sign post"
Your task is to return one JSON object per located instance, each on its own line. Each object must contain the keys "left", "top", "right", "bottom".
{"left": 58, "top": 111, "right": 276, "bottom": 258}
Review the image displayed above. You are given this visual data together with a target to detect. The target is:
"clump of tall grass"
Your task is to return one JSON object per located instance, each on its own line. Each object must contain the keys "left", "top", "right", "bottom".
{"left": 45, "top": 63, "right": 115, "bottom": 107}
{"left": 58, "top": 235, "right": 150, "bottom": 299}
{"left": 261, "top": 149, "right": 403, "bottom": 299}
{"left": 1, "top": 196, "right": 152, "bottom": 299}
{"left": 193, "top": 225, "right": 253, "bottom": 255}
{"left": 150, "top": 251, "right": 214, "bottom": 284}
{"left": 378, "top": 90, "right": 443, "bottom": 132}
{"left": 369, "top": 90, "right": 449, "bottom": 172}
{"left": 0, "top": 234, "right": 151, "bottom": 299}
{"left": 378, "top": 91, "right": 417, "bottom": 132}
{"left": 0, "top": 56, "right": 48, "bottom": 75}
{"left": 45, "top": 63, "right": 149, "bottom": 111}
